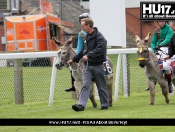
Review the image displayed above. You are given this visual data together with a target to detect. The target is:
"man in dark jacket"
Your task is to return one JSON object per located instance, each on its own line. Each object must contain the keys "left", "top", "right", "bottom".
{"left": 67, "top": 18, "right": 109, "bottom": 111}
{"left": 164, "top": 21, "right": 175, "bottom": 62}
{"left": 163, "top": 21, "right": 175, "bottom": 93}
{"left": 166, "top": 21, "right": 175, "bottom": 58}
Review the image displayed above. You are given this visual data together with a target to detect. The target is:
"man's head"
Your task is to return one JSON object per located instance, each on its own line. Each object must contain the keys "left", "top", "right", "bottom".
{"left": 169, "top": 21, "right": 175, "bottom": 31}
{"left": 157, "top": 21, "right": 166, "bottom": 28}
{"left": 80, "top": 18, "right": 94, "bottom": 34}
{"left": 79, "top": 13, "right": 90, "bottom": 23}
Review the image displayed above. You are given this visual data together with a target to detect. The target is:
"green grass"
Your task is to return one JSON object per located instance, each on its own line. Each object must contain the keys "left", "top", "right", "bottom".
{"left": 0, "top": 93, "right": 175, "bottom": 131}
{"left": 0, "top": 54, "right": 174, "bottom": 131}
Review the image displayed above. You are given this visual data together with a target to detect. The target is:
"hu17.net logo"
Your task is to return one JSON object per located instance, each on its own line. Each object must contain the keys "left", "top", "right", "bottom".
{"left": 140, "top": 2, "right": 175, "bottom": 20}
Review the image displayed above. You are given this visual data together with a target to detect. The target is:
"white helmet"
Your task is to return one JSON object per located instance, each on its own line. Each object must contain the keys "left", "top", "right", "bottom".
{"left": 79, "top": 13, "right": 90, "bottom": 22}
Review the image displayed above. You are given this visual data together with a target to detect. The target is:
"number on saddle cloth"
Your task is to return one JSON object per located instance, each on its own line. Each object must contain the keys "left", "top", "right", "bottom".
{"left": 91, "top": 60, "right": 112, "bottom": 81}
{"left": 103, "top": 59, "right": 113, "bottom": 76}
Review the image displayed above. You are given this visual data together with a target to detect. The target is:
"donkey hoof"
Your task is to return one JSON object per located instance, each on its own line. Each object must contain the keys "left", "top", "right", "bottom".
{"left": 93, "top": 104, "right": 97, "bottom": 108}
{"left": 149, "top": 103, "right": 154, "bottom": 105}
{"left": 166, "top": 100, "right": 170, "bottom": 104}
{"left": 109, "top": 104, "right": 113, "bottom": 107}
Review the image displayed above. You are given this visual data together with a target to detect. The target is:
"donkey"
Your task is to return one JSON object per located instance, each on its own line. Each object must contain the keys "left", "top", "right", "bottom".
{"left": 135, "top": 32, "right": 175, "bottom": 105}
{"left": 53, "top": 36, "right": 113, "bottom": 107}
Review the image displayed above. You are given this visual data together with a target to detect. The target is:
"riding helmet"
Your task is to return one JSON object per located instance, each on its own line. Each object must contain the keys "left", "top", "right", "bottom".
{"left": 79, "top": 13, "right": 90, "bottom": 23}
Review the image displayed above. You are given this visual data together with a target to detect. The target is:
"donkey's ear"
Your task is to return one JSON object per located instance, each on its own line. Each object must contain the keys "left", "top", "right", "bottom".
{"left": 53, "top": 37, "right": 62, "bottom": 47}
{"left": 135, "top": 35, "right": 140, "bottom": 47}
{"left": 135, "top": 35, "right": 140, "bottom": 43}
{"left": 66, "top": 36, "right": 75, "bottom": 45}
{"left": 144, "top": 32, "right": 151, "bottom": 43}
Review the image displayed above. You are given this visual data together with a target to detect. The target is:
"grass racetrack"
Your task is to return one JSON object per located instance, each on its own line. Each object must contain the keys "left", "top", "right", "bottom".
{"left": 0, "top": 54, "right": 175, "bottom": 131}
{"left": 0, "top": 92, "right": 175, "bottom": 131}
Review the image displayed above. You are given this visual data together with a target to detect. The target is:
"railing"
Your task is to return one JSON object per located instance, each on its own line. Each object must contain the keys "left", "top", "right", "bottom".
{"left": 0, "top": 48, "right": 149, "bottom": 106}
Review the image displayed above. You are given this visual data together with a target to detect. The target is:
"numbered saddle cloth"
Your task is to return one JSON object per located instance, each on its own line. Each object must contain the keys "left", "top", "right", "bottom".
{"left": 103, "top": 60, "right": 113, "bottom": 76}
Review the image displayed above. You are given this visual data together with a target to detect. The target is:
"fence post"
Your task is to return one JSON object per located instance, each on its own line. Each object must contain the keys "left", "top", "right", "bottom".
{"left": 114, "top": 54, "right": 121, "bottom": 100}
{"left": 14, "top": 59, "right": 24, "bottom": 104}
{"left": 122, "top": 54, "right": 130, "bottom": 97}
{"left": 49, "top": 57, "right": 57, "bottom": 106}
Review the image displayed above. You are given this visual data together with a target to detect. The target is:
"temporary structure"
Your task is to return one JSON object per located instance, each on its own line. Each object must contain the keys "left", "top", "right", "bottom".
{"left": 4, "top": 14, "right": 74, "bottom": 52}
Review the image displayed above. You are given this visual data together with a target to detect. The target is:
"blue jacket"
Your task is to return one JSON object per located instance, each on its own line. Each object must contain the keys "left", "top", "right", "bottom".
{"left": 76, "top": 30, "right": 87, "bottom": 54}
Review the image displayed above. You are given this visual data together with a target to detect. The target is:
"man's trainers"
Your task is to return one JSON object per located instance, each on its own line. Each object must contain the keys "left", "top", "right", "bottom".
{"left": 100, "top": 106, "right": 109, "bottom": 110}
{"left": 72, "top": 104, "right": 84, "bottom": 111}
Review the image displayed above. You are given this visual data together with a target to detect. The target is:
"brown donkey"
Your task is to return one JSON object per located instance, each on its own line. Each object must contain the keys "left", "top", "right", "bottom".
{"left": 53, "top": 36, "right": 113, "bottom": 107}
{"left": 135, "top": 32, "right": 175, "bottom": 105}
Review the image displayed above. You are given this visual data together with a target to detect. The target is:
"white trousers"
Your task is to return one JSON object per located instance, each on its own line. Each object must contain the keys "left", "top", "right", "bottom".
{"left": 157, "top": 47, "right": 171, "bottom": 71}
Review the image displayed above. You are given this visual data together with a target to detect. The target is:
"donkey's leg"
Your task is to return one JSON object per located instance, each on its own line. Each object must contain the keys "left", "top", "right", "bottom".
{"left": 74, "top": 81, "right": 82, "bottom": 100}
{"left": 159, "top": 79, "right": 169, "bottom": 104}
{"left": 105, "top": 74, "right": 113, "bottom": 107}
{"left": 89, "top": 82, "right": 97, "bottom": 108}
{"left": 148, "top": 80, "right": 156, "bottom": 105}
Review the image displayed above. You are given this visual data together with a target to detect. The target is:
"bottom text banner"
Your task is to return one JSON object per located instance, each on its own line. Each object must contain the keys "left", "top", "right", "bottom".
{"left": 0, "top": 119, "right": 174, "bottom": 126}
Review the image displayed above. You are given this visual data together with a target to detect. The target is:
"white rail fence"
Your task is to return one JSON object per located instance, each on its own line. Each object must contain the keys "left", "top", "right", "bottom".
{"left": 0, "top": 48, "right": 139, "bottom": 106}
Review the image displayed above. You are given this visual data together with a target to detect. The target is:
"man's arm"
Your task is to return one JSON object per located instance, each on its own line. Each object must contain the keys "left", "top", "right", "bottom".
{"left": 168, "top": 33, "right": 175, "bottom": 58}
{"left": 164, "top": 33, "right": 175, "bottom": 61}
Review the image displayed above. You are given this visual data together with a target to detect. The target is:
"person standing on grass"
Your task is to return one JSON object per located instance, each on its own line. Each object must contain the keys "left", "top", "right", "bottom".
{"left": 67, "top": 18, "right": 109, "bottom": 111}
